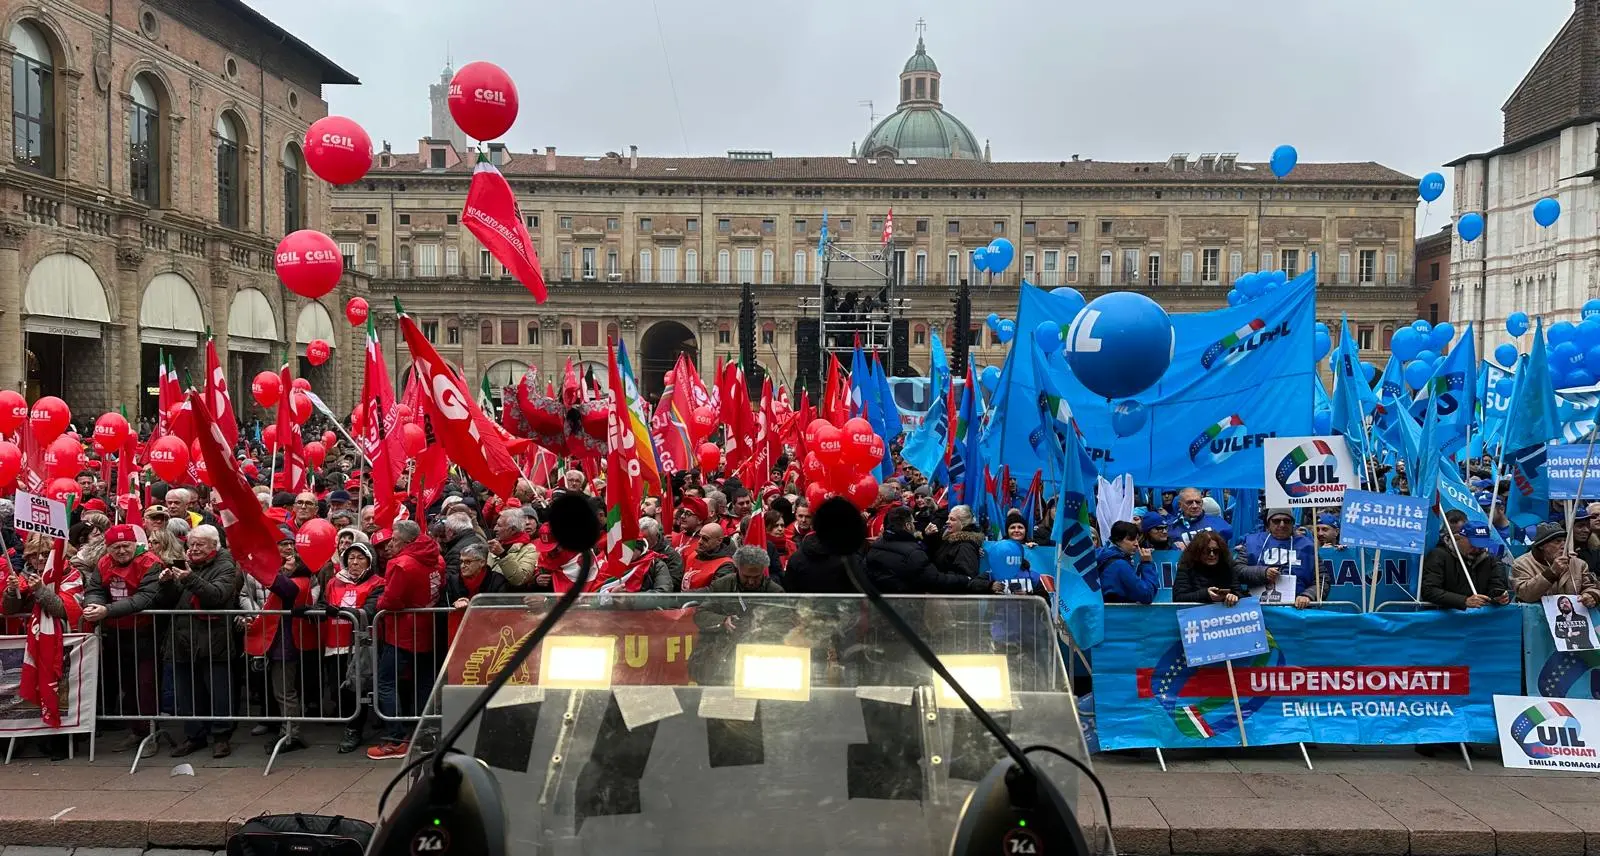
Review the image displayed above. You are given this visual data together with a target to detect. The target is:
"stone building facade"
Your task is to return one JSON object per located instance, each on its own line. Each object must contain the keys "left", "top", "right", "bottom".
{"left": 1, "top": 0, "right": 360, "bottom": 425}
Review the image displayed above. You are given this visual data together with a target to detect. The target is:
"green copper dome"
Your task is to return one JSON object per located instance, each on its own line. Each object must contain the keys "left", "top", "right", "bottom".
{"left": 903, "top": 37, "right": 938, "bottom": 73}
{"left": 860, "top": 108, "right": 981, "bottom": 160}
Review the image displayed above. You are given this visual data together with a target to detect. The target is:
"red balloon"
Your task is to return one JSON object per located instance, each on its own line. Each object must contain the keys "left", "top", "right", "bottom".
{"left": 148, "top": 435, "right": 189, "bottom": 483}
{"left": 303, "top": 115, "right": 373, "bottom": 185}
{"left": 290, "top": 391, "right": 312, "bottom": 424}
{"left": 29, "top": 396, "right": 70, "bottom": 446}
{"left": 400, "top": 422, "right": 426, "bottom": 456}
{"left": 696, "top": 442, "right": 721, "bottom": 474}
{"left": 867, "top": 434, "right": 887, "bottom": 470}
{"left": 295, "top": 518, "right": 338, "bottom": 570}
{"left": 44, "top": 435, "right": 81, "bottom": 480}
{"left": 814, "top": 424, "right": 843, "bottom": 467}
{"left": 802, "top": 452, "right": 826, "bottom": 483}
{"left": 0, "top": 390, "right": 25, "bottom": 436}
{"left": 274, "top": 230, "right": 344, "bottom": 299}
{"left": 93, "top": 412, "right": 130, "bottom": 453}
{"left": 846, "top": 474, "right": 879, "bottom": 511}
{"left": 305, "top": 440, "right": 327, "bottom": 469}
{"left": 322, "top": 430, "right": 337, "bottom": 448}
{"left": 189, "top": 440, "right": 210, "bottom": 486}
{"left": 805, "top": 482, "right": 829, "bottom": 511}
{"left": 841, "top": 417, "right": 878, "bottom": 470}
{"left": 804, "top": 417, "right": 832, "bottom": 450}
{"left": 252, "top": 371, "right": 281, "bottom": 409}
{"left": 393, "top": 403, "right": 414, "bottom": 424}
{"left": 345, "top": 297, "right": 369, "bottom": 326}
{"left": 262, "top": 424, "right": 279, "bottom": 450}
{"left": 0, "top": 441, "right": 20, "bottom": 485}
{"left": 43, "top": 477, "right": 78, "bottom": 504}
{"left": 689, "top": 405, "right": 717, "bottom": 445}
{"left": 350, "top": 403, "right": 366, "bottom": 432}
{"left": 447, "top": 61, "right": 519, "bottom": 141}
{"left": 292, "top": 377, "right": 312, "bottom": 393}
{"left": 306, "top": 339, "right": 331, "bottom": 367}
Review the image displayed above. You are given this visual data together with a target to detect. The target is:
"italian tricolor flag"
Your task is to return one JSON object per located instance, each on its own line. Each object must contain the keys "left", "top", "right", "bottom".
{"left": 1175, "top": 704, "right": 1217, "bottom": 739}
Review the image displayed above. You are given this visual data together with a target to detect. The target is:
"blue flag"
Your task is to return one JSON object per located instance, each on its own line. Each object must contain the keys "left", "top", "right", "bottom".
{"left": 1050, "top": 405, "right": 1104, "bottom": 649}
{"left": 953, "top": 359, "right": 982, "bottom": 507}
{"left": 1506, "top": 322, "right": 1560, "bottom": 528}
{"left": 817, "top": 210, "right": 828, "bottom": 258}
{"left": 1409, "top": 324, "right": 1476, "bottom": 456}
{"left": 1371, "top": 354, "right": 1409, "bottom": 458}
{"left": 902, "top": 384, "right": 950, "bottom": 479}
{"left": 1331, "top": 317, "right": 1370, "bottom": 458}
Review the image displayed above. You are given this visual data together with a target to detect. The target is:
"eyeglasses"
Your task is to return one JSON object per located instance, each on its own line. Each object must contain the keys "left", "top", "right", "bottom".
{"left": 1201, "top": 545, "right": 1222, "bottom": 556}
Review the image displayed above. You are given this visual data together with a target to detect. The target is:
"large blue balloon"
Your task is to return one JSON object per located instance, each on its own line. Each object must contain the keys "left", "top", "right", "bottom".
{"left": 986, "top": 312, "right": 1001, "bottom": 330}
{"left": 1580, "top": 319, "right": 1600, "bottom": 350}
{"left": 1507, "top": 311, "right": 1530, "bottom": 337}
{"left": 1415, "top": 349, "right": 1438, "bottom": 367}
{"left": 995, "top": 319, "right": 1016, "bottom": 344}
{"left": 1269, "top": 144, "right": 1298, "bottom": 179}
{"left": 1572, "top": 369, "right": 1598, "bottom": 389}
{"left": 1226, "top": 289, "right": 1244, "bottom": 307}
{"left": 1313, "top": 330, "right": 1332, "bottom": 361}
{"left": 1064, "top": 291, "right": 1174, "bottom": 400}
{"left": 1048, "top": 286, "right": 1087, "bottom": 321}
{"left": 1458, "top": 212, "right": 1484, "bottom": 242}
{"left": 1238, "top": 273, "right": 1264, "bottom": 297}
{"left": 1391, "top": 327, "right": 1423, "bottom": 362}
{"left": 979, "top": 365, "right": 1000, "bottom": 393}
{"left": 1410, "top": 319, "right": 1432, "bottom": 336}
{"left": 1034, "top": 320, "right": 1062, "bottom": 354}
{"left": 1555, "top": 340, "right": 1584, "bottom": 371}
{"left": 1110, "top": 400, "right": 1148, "bottom": 438}
{"left": 1585, "top": 300, "right": 1600, "bottom": 320}
{"left": 986, "top": 238, "right": 1015, "bottom": 273}
{"left": 1494, "top": 343, "right": 1518, "bottom": 367}
{"left": 1361, "top": 362, "right": 1378, "bottom": 383}
{"left": 1534, "top": 197, "right": 1561, "bottom": 228}
{"left": 1430, "top": 322, "right": 1456, "bottom": 350}
{"left": 1585, "top": 345, "right": 1600, "bottom": 369}
{"left": 1495, "top": 378, "right": 1514, "bottom": 397}
{"left": 987, "top": 538, "right": 1024, "bottom": 575}
{"left": 1550, "top": 321, "right": 1579, "bottom": 346}
{"left": 1418, "top": 172, "right": 1446, "bottom": 203}
{"left": 1403, "top": 359, "right": 1432, "bottom": 389}
{"left": 972, "top": 246, "right": 990, "bottom": 274}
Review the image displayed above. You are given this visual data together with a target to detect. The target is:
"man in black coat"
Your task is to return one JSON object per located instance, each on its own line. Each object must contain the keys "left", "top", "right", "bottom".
{"left": 1421, "top": 511, "right": 1511, "bottom": 610}
{"left": 866, "top": 507, "right": 1001, "bottom": 595}
{"left": 925, "top": 505, "right": 985, "bottom": 579}
{"left": 782, "top": 531, "right": 857, "bottom": 593}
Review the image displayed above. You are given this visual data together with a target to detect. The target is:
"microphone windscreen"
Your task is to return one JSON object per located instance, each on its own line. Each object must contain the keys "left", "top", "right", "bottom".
{"left": 813, "top": 497, "right": 868, "bottom": 555}
{"left": 545, "top": 492, "right": 603, "bottom": 552}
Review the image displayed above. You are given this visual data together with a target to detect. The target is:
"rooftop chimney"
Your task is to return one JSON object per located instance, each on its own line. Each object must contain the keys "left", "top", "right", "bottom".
{"left": 545, "top": 146, "right": 556, "bottom": 172}
{"left": 629, "top": 145, "right": 638, "bottom": 171}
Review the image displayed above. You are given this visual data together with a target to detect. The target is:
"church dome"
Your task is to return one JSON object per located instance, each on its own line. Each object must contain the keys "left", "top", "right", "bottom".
{"left": 859, "top": 33, "right": 983, "bottom": 161}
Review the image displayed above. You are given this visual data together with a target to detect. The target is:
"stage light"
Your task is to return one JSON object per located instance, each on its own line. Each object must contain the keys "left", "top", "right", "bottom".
{"left": 934, "top": 654, "right": 1014, "bottom": 711}
{"left": 538, "top": 636, "right": 616, "bottom": 690}
{"left": 733, "top": 643, "right": 812, "bottom": 702}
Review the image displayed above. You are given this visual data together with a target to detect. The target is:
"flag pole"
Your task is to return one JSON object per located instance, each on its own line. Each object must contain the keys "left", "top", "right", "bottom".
{"left": 1224, "top": 660, "right": 1249, "bottom": 747}
{"left": 1565, "top": 425, "right": 1600, "bottom": 554}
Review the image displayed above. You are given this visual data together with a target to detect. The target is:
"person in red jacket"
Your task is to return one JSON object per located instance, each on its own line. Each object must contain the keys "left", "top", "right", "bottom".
{"left": 81, "top": 524, "right": 169, "bottom": 755}
{"left": 367, "top": 519, "right": 444, "bottom": 759}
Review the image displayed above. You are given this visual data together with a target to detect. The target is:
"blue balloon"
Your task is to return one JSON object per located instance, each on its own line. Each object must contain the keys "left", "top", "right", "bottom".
{"left": 1418, "top": 172, "right": 1446, "bottom": 203}
{"left": 973, "top": 247, "right": 991, "bottom": 274}
{"left": 987, "top": 538, "right": 1024, "bottom": 574}
{"left": 1034, "top": 320, "right": 1062, "bottom": 354}
{"left": 1391, "top": 327, "right": 1422, "bottom": 362}
{"left": 1415, "top": 349, "right": 1438, "bottom": 366}
{"left": 1571, "top": 369, "right": 1597, "bottom": 388}
{"left": 1110, "top": 400, "right": 1148, "bottom": 438}
{"left": 1430, "top": 322, "right": 1456, "bottom": 350}
{"left": 1580, "top": 319, "right": 1600, "bottom": 350}
{"left": 1269, "top": 144, "right": 1298, "bottom": 178}
{"left": 986, "top": 238, "right": 1015, "bottom": 273}
{"left": 1585, "top": 345, "right": 1600, "bottom": 369}
{"left": 1313, "top": 330, "right": 1331, "bottom": 361}
{"left": 1555, "top": 340, "right": 1584, "bottom": 370}
{"left": 1313, "top": 408, "right": 1332, "bottom": 435}
{"left": 1064, "top": 291, "right": 1174, "bottom": 400}
{"left": 1534, "top": 197, "right": 1561, "bottom": 228}
{"left": 986, "top": 312, "right": 1001, "bottom": 331}
{"left": 1410, "top": 319, "right": 1432, "bottom": 336}
{"left": 979, "top": 365, "right": 1000, "bottom": 393}
{"left": 1403, "top": 359, "right": 1432, "bottom": 389}
{"left": 1494, "top": 343, "right": 1518, "bottom": 367}
{"left": 1495, "top": 378, "right": 1514, "bottom": 397}
{"left": 1226, "top": 289, "right": 1244, "bottom": 307}
{"left": 1458, "top": 212, "right": 1484, "bottom": 242}
{"left": 1361, "top": 362, "right": 1378, "bottom": 383}
{"left": 1507, "top": 311, "right": 1530, "bottom": 337}
{"left": 996, "top": 320, "right": 1016, "bottom": 344}
{"left": 1048, "top": 286, "right": 1088, "bottom": 322}
{"left": 1551, "top": 321, "right": 1579, "bottom": 346}
{"left": 1238, "top": 273, "right": 1264, "bottom": 297}
{"left": 1585, "top": 300, "right": 1600, "bottom": 320}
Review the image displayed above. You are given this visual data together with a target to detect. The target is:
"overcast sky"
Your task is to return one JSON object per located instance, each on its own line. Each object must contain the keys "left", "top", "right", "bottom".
{"left": 259, "top": 0, "right": 1575, "bottom": 232}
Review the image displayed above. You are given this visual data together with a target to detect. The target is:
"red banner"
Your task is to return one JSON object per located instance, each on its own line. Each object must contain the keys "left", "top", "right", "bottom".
{"left": 445, "top": 608, "right": 701, "bottom": 687}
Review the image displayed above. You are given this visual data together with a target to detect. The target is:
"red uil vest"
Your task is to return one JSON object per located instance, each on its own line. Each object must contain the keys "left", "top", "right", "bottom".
{"left": 244, "top": 575, "right": 319, "bottom": 656}
{"left": 681, "top": 549, "right": 735, "bottom": 591}
{"left": 321, "top": 574, "right": 383, "bottom": 653}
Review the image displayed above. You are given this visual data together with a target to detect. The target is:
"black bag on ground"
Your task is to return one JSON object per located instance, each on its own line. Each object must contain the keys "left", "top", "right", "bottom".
{"left": 227, "top": 812, "right": 374, "bottom": 856}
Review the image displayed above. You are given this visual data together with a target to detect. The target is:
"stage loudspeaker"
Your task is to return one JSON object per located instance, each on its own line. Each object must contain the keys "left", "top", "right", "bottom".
{"left": 891, "top": 320, "right": 910, "bottom": 377}
{"left": 795, "top": 319, "right": 820, "bottom": 397}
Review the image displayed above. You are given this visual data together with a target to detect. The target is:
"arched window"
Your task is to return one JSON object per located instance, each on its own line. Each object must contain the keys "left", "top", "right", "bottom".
{"left": 480, "top": 319, "right": 494, "bottom": 345}
{"left": 902, "top": 79, "right": 911, "bottom": 102}
{"left": 685, "top": 249, "right": 699, "bottom": 284}
{"left": 606, "top": 322, "right": 620, "bottom": 345}
{"left": 398, "top": 244, "right": 412, "bottom": 278}
{"left": 282, "top": 143, "right": 304, "bottom": 233}
{"left": 215, "top": 112, "right": 243, "bottom": 228}
{"left": 761, "top": 249, "right": 775, "bottom": 284}
{"left": 129, "top": 75, "right": 161, "bottom": 205}
{"left": 11, "top": 21, "right": 55, "bottom": 174}
{"left": 717, "top": 249, "right": 731, "bottom": 283}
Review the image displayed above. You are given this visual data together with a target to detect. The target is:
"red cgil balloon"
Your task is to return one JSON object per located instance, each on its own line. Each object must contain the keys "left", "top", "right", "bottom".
{"left": 304, "top": 440, "right": 327, "bottom": 469}
{"left": 296, "top": 518, "right": 338, "bottom": 569}
{"left": 43, "top": 477, "right": 78, "bottom": 504}
{"left": 147, "top": 435, "right": 189, "bottom": 483}
{"left": 845, "top": 474, "right": 879, "bottom": 511}
{"left": 0, "top": 390, "right": 25, "bottom": 436}
{"left": 292, "top": 377, "right": 312, "bottom": 393}
{"left": 447, "top": 61, "right": 519, "bottom": 141}
{"left": 262, "top": 424, "right": 279, "bottom": 450}
{"left": 802, "top": 451, "right": 826, "bottom": 483}
{"left": 274, "top": 230, "right": 344, "bottom": 299}
{"left": 803, "top": 417, "right": 832, "bottom": 451}
{"left": 841, "top": 417, "right": 878, "bottom": 471}
{"left": 393, "top": 404, "right": 414, "bottom": 424}
{"left": 805, "top": 482, "right": 829, "bottom": 511}
{"left": 303, "top": 115, "right": 373, "bottom": 185}
{"left": 45, "top": 435, "right": 82, "bottom": 480}
{"left": 93, "top": 412, "right": 130, "bottom": 453}
{"left": 400, "top": 422, "right": 426, "bottom": 456}
{"left": 29, "top": 396, "right": 71, "bottom": 446}
{"left": 350, "top": 403, "right": 366, "bottom": 432}
{"left": 0, "top": 441, "right": 20, "bottom": 485}
{"left": 696, "top": 442, "right": 721, "bottom": 474}
{"left": 814, "top": 424, "right": 844, "bottom": 468}
{"left": 252, "top": 371, "right": 282, "bottom": 409}
{"left": 306, "top": 339, "right": 331, "bottom": 367}
{"left": 189, "top": 439, "right": 210, "bottom": 486}
{"left": 291, "top": 391, "right": 312, "bottom": 424}
{"left": 322, "top": 430, "right": 337, "bottom": 448}
{"left": 689, "top": 405, "right": 717, "bottom": 445}
{"left": 345, "top": 296, "right": 369, "bottom": 326}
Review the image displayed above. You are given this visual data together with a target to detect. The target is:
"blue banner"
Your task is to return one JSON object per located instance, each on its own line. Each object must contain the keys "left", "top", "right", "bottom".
{"left": 1177, "top": 598, "right": 1269, "bottom": 666}
{"left": 1340, "top": 490, "right": 1428, "bottom": 553}
{"left": 1546, "top": 443, "right": 1600, "bottom": 500}
{"left": 1095, "top": 605, "right": 1521, "bottom": 749}
{"left": 1146, "top": 546, "right": 1418, "bottom": 607}
{"left": 998, "top": 272, "right": 1316, "bottom": 488}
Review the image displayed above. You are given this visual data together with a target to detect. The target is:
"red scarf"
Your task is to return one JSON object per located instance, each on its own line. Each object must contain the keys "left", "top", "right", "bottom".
{"left": 21, "top": 540, "right": 82, "bottom": 728}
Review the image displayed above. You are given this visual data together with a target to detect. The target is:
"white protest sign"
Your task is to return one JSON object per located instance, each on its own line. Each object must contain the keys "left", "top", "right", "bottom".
{"left": 1250, "top": 574, "right": 1297, "bottom": 606}
{"left": 1263, "top": 435, "right": 1359, "bottom": 509}
{"left": 1542, "top": 594, "right": 1599, "bottom": 651}
{"left": 13, "top": 491, "right": 67, "bottom": 540}
{"left": 1495, "top": 695, "right": 1600, "bottom": 772}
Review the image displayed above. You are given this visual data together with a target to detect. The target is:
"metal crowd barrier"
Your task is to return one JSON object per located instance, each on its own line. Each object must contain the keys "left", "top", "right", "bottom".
{"left": 94, "top": 607, "right": 369, "bottom": 775}
{"left": 369, "top": 607, "right": 456, "bottom": 736}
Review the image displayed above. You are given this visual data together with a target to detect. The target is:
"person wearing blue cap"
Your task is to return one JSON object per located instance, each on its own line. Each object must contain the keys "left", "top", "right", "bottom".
{"left": 1238, "top": 508, "right": 1320, "bottom": 608}
{"left": 1421, "top": 510, "right": 1510, "bottom": 610}
{"left": 1140, "top": 512, "right": 1171, "bottom": 551}
{"left": 1314, "top": 512, "right": 1340, "bottom": 548}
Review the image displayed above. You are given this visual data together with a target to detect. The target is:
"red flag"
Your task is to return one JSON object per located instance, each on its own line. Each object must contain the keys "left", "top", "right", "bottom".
{"left": 824, "top": 354, "right": 847, "bottom": 425}
{"left": 19, "top": 537, "right": 80, "bottom": 728}
{"left": 204, "top": 336, "right": 238, "bottom": 451}
{"left": 273, "top": 365, "right": 307, "bottom": 492}
{"left": 360, "top": 318, "right": 405, "bottom": 509}
{"left": 719, "top": 362, "right": 755, "bottom": 473}
{"left": 397, "top": 308, "right": 518, "bottom": 497}
{"left": 462, "top": 156, "right": 546, "bottom": 302}
{"left": 882, "top": 207, "right": 894, "bottom": 245}
{"left": 650, "top": 355, "right": 693, "bottom": 474}
{"left": 740, "top": 376, "right": 774, "bottom": 490}
{"left": 561, "top": 358, "right": 581, "bottom": 407}
{"left": 675, "top": 354, "right": 715, "bottom": 415}
{"left": 189, "top": 391, "right": 281, "bottom": 586}
{"left": 761, "top": 376, "right": 783, "bottom": 476}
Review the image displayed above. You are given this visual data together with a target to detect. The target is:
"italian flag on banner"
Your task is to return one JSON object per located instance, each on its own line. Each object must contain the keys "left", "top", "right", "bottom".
{"left": 1175, "top": 704, "right": 1218, "bottom": 740}
{"left": 462, "top": 154, "right": 546, "bottom": 302}
{"left": 598, "top": 338, "right": 647, "bottom": 592}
